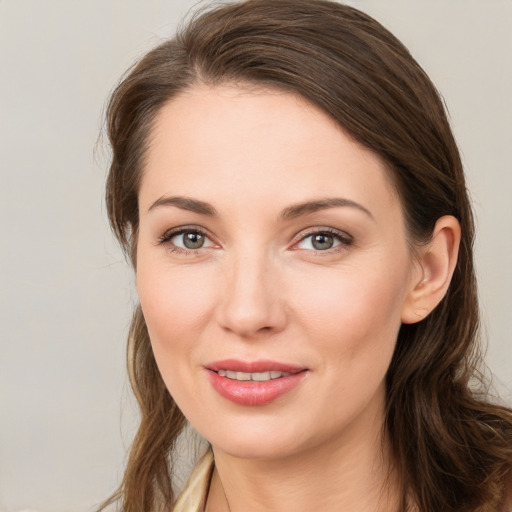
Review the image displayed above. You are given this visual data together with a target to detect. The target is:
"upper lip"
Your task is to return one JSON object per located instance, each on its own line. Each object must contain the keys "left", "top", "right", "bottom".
{"left": 206, "top": 359, "right": 306, "bottom": 374}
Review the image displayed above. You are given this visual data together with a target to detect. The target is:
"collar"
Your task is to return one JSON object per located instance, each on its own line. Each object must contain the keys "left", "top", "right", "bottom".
{"left": 173, "top": 450, "right": 214, "bottom": 512}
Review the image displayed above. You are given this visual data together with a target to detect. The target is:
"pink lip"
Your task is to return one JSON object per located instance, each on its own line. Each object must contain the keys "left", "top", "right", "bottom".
{"left": 206, "top": 359, "right": 308, "bottom": 406}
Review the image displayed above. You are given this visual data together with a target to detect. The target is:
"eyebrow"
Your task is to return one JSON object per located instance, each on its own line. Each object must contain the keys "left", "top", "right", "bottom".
{"left": 147, "top": 195, "right": 373, "bottom": 220}
{"left": 280, "top": 197, "right": 374, "bottom": 220}
{"left": 148, "top": 196, "right": 218, "bottom": 216}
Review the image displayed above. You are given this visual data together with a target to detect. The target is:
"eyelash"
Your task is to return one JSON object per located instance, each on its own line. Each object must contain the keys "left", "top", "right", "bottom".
{"left": 157, "top": 226, "right": 214, "bottom": 255}
{"left": 292, "top": 228, "right": 353, "bottom": 254}
{"left": 157, "top": 226, "right": 353, "bottom": 255}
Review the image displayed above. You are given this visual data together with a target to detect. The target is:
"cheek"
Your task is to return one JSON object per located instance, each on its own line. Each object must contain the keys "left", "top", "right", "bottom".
{"left": 135, "top": 263, "right": 224, "bottom": 425}
{"left": 287, "top": 255, "right": 409, "bottom": 384}
{"left": 292, "top": 264, "right": 407, "bottom": 337}
{"left": 282, "top": 262, "right": 408, "bottom": 435}
{"left": 137, "top": 265, "right": 216, "bottom": 336}
{"left": 136, "top": 261, "right": 218, "bottom": 371}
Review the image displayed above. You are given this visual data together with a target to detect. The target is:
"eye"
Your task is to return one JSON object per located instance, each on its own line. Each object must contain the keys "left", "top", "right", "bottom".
{"left": 294, "top": 229, "right": 352, "bottom": 252}
{"left": 159, "top": 227, "right": 216, "bottom": 252}
{"left": 177, "top": 230, "right": 208, "bottom": 249}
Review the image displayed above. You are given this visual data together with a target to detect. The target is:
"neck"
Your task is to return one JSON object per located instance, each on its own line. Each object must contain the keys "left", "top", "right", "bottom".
{"left": 206, "top": 401, "right": 400, "bottom": 512}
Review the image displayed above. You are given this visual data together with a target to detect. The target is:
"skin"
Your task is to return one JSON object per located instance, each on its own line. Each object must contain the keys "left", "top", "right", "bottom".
{"left": 136, "top": 84, "right": 460, "bottom": 512}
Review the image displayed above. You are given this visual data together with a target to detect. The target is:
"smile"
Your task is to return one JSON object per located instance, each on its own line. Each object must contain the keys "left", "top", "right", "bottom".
{"left": 206, "top": 359, "right": 308, "bottom": 406}
{"left": 217, "top": 370, "right": 291, "bottom": 381}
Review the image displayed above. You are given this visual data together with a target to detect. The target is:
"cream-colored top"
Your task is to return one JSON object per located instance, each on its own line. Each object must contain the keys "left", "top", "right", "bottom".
{"left": 173, "top": 451, "right": 214, "bottom": 512}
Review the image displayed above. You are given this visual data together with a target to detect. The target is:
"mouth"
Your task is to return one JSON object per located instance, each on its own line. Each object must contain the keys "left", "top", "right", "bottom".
{"left": 206, "top": 359, "right": 308, "bottom": 406}
{"left": 216, "top": 369, "right": 292, "bottom": 381}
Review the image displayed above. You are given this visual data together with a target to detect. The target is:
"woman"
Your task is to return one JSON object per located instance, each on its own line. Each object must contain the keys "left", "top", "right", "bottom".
{"left": 99, "top": 1, "right": 512, "bottom": 511}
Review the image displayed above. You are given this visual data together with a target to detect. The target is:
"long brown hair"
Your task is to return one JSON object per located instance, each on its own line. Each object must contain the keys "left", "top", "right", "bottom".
{"left": 100, "top": 1, "right": 512, "bottom": 510}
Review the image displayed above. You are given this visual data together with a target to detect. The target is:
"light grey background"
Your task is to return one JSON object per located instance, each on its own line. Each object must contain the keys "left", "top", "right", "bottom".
{"left": 1, "top": 1, "right": 510, "bottom": 511}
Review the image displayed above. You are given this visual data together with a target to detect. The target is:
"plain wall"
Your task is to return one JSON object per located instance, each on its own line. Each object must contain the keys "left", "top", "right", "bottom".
{"left": 1, "top": 1, "right": 510, "bottom": 510}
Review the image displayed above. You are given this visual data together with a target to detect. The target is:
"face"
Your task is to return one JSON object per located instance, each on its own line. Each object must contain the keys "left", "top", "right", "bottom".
{"left": 136, "top": 84, "right": 418, "bottom": 461}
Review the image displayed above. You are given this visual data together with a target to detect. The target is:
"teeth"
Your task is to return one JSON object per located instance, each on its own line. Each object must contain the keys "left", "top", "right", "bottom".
{"left": 252, "top": 371, "right": 271, "bottom": 381}
{"left": 217, "top": 370, "right": 291, "bottom": 381}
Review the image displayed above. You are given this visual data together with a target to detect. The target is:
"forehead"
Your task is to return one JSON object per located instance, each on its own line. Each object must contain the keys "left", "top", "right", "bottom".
{"left": 140, "top": 84, "right": 401, "bottom": 220}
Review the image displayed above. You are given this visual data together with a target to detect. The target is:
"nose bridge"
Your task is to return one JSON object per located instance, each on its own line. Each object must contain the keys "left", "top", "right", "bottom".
{"left": 217, "top": 244, "right": 285, "bottom": 337}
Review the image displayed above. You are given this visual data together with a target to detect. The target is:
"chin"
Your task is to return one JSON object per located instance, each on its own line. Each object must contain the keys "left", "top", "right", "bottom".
{"left": 200, "top": 417, "right": 318, "bottom": 461}
{"left": 214, "top": 436, "right": 302, "bottom": 461}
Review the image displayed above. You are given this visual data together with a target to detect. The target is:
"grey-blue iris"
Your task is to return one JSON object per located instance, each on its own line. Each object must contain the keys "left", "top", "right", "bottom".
{"left": 183, "top": 231, "right": 205, "bottom": 249}
{"left": 312, "top": 234, "right": 334, "bottom": 250}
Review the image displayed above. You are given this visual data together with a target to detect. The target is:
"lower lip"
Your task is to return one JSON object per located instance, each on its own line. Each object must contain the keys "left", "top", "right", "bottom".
{"left": 207, "top": 370, "right": 307, "bottom": 406}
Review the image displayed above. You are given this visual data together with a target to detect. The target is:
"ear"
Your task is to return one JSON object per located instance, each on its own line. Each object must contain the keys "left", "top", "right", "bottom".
{"left": 401, "top": 215, "right": 461, "bottom": 324}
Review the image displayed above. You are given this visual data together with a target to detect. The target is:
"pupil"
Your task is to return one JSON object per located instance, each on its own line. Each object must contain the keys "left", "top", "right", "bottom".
{"left": 183, "top": 231, "right": 205, "bottom": 249}
{"left": 312, "top": 234, "right": 333, "bottom": 250}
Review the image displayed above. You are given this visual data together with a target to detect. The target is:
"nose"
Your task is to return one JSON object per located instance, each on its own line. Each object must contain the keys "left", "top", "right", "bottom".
{"left": 216, "top": 251, "right": 287, "bottom": 339}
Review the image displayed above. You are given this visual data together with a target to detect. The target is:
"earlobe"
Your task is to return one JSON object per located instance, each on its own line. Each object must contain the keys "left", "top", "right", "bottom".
{"left": 401, "top": 215, "right": 461, "bottom": 324}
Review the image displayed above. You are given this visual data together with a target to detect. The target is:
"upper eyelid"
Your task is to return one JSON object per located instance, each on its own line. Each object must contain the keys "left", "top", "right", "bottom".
{"left": 157, "top": 225, "right": 216, "bottom": 248}
{"left": 156, "top": 225, "right": 352, "bottom": 249}
{"left": 292, "top": 226, "right": 353, "bottom": 243}
{"left": 160, "top": 225, "right": 210, "bottom": 239}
